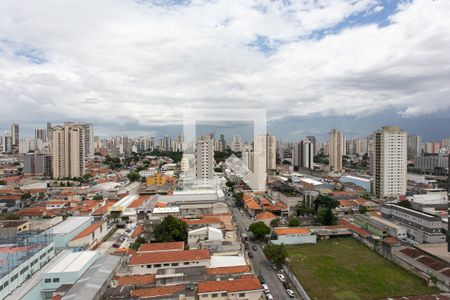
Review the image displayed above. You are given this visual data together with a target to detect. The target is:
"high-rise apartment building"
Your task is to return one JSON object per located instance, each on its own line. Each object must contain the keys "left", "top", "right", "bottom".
{"left": 52, "top": 123, "right": 87, "bottom": 179}
{"left": 231, "top": 135, "right": 243, "bottom": 153}
{"left": 35, "top": 129, "right": 47, "bottom": 142}
{"left": 254, "top": 134, "right": 276, "bottom": 170}
{"left": 195, "top": 138, "right": 214, "bottom": 182}
{"left": 370, "top": 126, "right": 407, "bottom": 198}
{"left": 329, "top": 129, "right": 343, "bottom": 172}
{"left": 407, "top": 135, "right": 422, "bottom": 159}
{"left": 84, "top": 123, "right": 94, "bottom": 159}
{"left": 293, "top": 140, "right": 314, "bottom": 170}
{"left": 24, "top": 153, "right": 52, "bottom": 177}
{"left": 218, "top": 134, "right": 226, "bottom": 152}
{"left": 306, "top": 136, "right": 317, "bottom": 155}
{"left": 11, "top": 123, "right": 19, "bottom": 153}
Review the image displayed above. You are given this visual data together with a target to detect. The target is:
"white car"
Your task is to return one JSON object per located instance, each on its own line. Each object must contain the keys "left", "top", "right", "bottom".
{"left": 265, "top": 294, "right": 274, "bottom": 300}
{"left": 287, "top": 289, "right": 295, "bottom": 298}
{"left": 262, "top": 284, "right": 270, "bottom": 294}
{"left": 277, "top": 273, "right": 286, "bottom": 282}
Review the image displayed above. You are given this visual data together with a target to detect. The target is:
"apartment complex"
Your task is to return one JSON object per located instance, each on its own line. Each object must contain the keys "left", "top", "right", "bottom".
{"left": 407, "top": 135, "right": 422, "bottom": 159}
{"left": 52, "top": 123, "right": 90, "bottom": 179}
{"left": 23, "top": 153, "right": 52, "bottom": 177}
{"left": 293, "top": 140, "right": 314, "bottom": 170}
{"left": 370, "top": 126, "right": 407, "bottom": 198}
{"left": 196, "top": 139, "right": 214, "bottom": 182}
{"left": 329, "top": 129, "right": 343, "bottom": 172}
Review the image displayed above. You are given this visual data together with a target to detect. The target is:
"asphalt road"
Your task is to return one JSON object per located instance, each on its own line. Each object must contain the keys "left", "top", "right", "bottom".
{"left": 225, "top": 195, "right": 300, "bottom": 300}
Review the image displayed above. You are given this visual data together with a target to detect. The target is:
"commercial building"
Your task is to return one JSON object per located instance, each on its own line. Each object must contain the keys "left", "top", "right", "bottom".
{"left": 0, "top": 233, "right": 55, "bottom": 300}
{"left": 41, "top": 251, "right": 99, "bottom": 299}
{"left": 329, "top": 129, "right": 343, "bottom": 172}
{"left": 67, "top": 221, "right": 108, "bottom": 250}
{"left": 44, "top": 216, "right": 93, "bottom": 248}
{"left": 370, "top": 126, "right": 407, "bottom": 198}
{"left": 415, "top": 155, "right": 449, "bottom": 174}
{"left": 409, "top": 190, "right": 448, "bottom": 211}
{"left": 381, "top": 203, "right": 446, "bottom": 243}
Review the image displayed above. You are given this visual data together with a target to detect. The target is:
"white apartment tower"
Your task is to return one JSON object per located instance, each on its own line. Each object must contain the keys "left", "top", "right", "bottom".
{"left": 329, "top": 129, "right": 343, "bottom": 172}
{"left": 231, "top": 135, "right": 243, "bottom": 153}
{"left": 407, "top": 135, "right": 422, "bottom": 159}
{"left": 293, "top": 140, "right": 314, "bottom": 170}
{"left": 254, "top": 134, "right": 276, "bottom": 171}
{"left": 371, "top": 126, "right": 407, "bottom": 198}
{"left": 196, "top": 139, "right": 214, "bottom": 182}
{"left": 52, "top": 123, "right": 87, "bottom": 179}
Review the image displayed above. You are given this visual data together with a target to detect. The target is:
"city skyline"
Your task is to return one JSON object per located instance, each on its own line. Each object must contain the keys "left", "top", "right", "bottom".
{"left": 1, "top": 0, "right": 450, "bottom": 140}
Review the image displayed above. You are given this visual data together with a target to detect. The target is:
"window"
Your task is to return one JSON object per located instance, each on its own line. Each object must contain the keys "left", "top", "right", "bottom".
{"left": 147, "top": 265, "right": 152, "bottom": 268}
{"left": 221, "top": 292, "right": 227, "bottom": 296}
{"left": 239, "top": 293, "right": 245, "bottom": 297}
{"left": 212, "top": 294, "right": 218, "bottom": 298}
{"left": 163, "top": 263, "right": 170, "bottom": 267}
{"left": 171, "top": 263, "right": 178, "bottom": 267}
{"left": 53, "top": 278, "right": 60, "bottom": 283}
{"left": 184, "top": 262, "right": 189, "bottom": 265}
{"left": 44, "top": 279, "right": 51, "bottom": 283}
{"left": 154, "top": 264, "right": 161, "bottom": 268}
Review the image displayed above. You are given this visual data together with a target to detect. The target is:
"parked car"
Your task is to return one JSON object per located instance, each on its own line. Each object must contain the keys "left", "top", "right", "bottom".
{"left": 112, "top": 243, "right": 120, "bottom": 248}
{"left": 286, "top": 289, "right": 295, "bottom": 298}
{"left": 262, "top": 284, "right": 270, "bottom": 294}
{"left": 248, "top": 252, "right": 254, "bottom": 258}
{"left": 252, "top": 245, "right": 257, "bottom": 251}
{"left": 277, "top": 273, "right": 286, "bottom": 282}
{"left": 271, "top": 263, "right": 278, "bottom": 270}
{"left": 265, "top": 293, "right": 274, "bottom": 300}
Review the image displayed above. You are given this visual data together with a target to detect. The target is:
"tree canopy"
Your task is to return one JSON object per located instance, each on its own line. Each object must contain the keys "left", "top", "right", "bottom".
{"left": 314, "top": 195, "right": 340, "bottom": 211}
{"left": 315, "top": 208, "right": 336, "bottom": 226}
{"left": 263, "top": 243, "right": 288, "bottom": 267}
{"left": 154, "top": 215, "right": 188, "bottom": 243}
{"left": 270, "top": 218, "right": 280, "bottom": 228}
{"left": 288, "top": 218, "right": 300, "bottom": 227}
{"left": 127, "top": 171, "right": 141, "bottom": 182}
{"left": 249, "top": 221, "right": 271, "bottom": 240}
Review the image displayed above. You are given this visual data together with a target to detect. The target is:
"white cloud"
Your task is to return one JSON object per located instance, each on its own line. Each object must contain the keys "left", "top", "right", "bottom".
{"left": 0, "top": 0, "right": 449, "bottom": 134}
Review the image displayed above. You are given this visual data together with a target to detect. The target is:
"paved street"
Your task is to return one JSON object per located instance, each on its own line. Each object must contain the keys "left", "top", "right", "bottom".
{"left": 225, "top": 194, "right": 301, "bottom": 300}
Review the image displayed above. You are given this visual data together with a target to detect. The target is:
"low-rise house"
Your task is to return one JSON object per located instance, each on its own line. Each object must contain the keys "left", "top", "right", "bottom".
{"left": 138, "top": 241, "right": 185, "bottom": 252}
{"left": 197, "top": 276, "right": 263, "bottom": 300}
{"left": 271, "top": 227, "right": 317, "bottom": 245}
{"left": 128, "top": 249, "right": 211, "bottom": 275}
{"left": 188, "top": 227, "right": 223, "bottom": 244}
{"left": 255, "top": 212, "right": 277, "bottom": 227}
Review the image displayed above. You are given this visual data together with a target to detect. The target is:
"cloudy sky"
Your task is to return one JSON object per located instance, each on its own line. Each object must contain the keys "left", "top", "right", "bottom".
{"left": 1, "top": 0, "right": 449, "bottom": 141}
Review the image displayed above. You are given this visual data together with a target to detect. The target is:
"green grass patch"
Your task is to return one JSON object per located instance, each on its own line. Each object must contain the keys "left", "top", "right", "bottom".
{"left": 286, "top": 238, "right": 438, "bottom": 300}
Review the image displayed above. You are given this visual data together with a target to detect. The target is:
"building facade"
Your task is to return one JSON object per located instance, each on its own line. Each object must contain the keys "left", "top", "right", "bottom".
{"left": 328, "top": 129, "right": 343, "bottom": 172}
{"left": 370, "top": 126, "right": 407, "bottom": 198}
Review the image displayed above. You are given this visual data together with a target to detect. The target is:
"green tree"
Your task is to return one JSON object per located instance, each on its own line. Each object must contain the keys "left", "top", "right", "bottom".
{"left": 154, "top": 215, "right": 188, "bottom": 243}
{"left": 358, "top": 206, "right": 368, "bottom": 214}
{"left": 296, "top": 204, "right": 314, "bottom": 216}
{"left": 0, "top": 213, "right": 20, "bottom": 220}
{"left": 315, "top": 208, "right": 336, "bottom": 226}
{"left": 249, "top": 222, "right": 271, "bottom": 240}
{"left": 270, "top": 218, "right": 280, "bottom": 228}
{"left": 263, "top": 243, "right": 288, "bottom": 267}
{"left": 21, "top": 192, "right": 32, "bottom": 200}
{"left": 234, "top": 192, "right": 244, "bottom": 208}
{"left": 313, "top": 195, "right": 339, "bottom": 212}
{"left": 93, "top": 195, "right": 104, "bottom": 201}
{"left": 129, "top": 237, "right": 146, "bottom": 251}
{"left": 288, "top": 218, "right": 300, "bottom": 227}
{"left": 127, "top": 171, "right": 141, "bottom": 182}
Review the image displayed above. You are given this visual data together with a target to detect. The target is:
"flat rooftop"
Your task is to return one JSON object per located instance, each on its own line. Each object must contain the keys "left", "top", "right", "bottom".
{"left": 210, "top": 255, "right": 247, "bottom": 268}
{"left": 46, "top": 251, "right": 98, "bottom": 274}
{"left": 46, "top": 216, "right": 92, "bottom": 235}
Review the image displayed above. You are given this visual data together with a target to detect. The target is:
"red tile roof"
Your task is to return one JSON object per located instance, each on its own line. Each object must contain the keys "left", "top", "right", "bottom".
{"left": 206, "top": 265, "right": 251, "bottom": 275}
{"left": 130, "top": 285, "right": 185, "bottom": 298}
{"left": 128, "top": 195, "right": 149, "bottom": 209}
{"left": 180, "top": 217, "right": 221, "bottom": 225}
{"left": 256, "top": 212, "right": 277, "bottom": 220}
{"left": 339, "top": 219, "right": 370, "bottom": 238}
{"left": 138, "top": 242, "right": 184, "bottom": 252}
{"left": 273, "top": 227, "right": 310, "bottom": 235}
{"left": 70, "top": 221, "right": 105, "bottom": 241}
{"left": 129, "top": 249, "right": 210, "bottom": 265}
{"left": 115, "top": 274, "right": 155, "bottom": 286}
{"left": 131, "top": 224, "right": 143, "bottom": 238}
{"left": 198, "top": 277, "right": 262, "bottom": 293}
